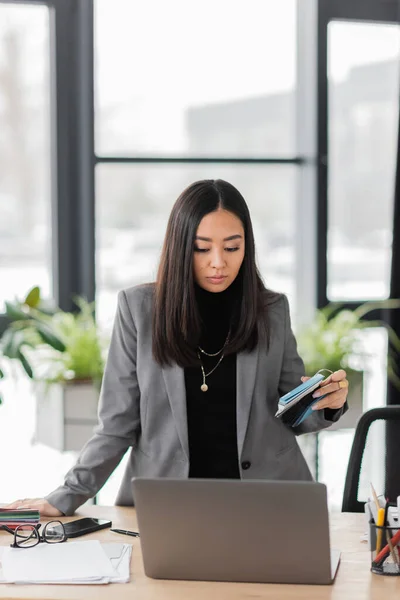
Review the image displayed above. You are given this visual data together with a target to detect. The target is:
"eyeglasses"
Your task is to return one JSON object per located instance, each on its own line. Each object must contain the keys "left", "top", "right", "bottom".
{"left": 1, "top": 521, "right": 67, "bottom": 548}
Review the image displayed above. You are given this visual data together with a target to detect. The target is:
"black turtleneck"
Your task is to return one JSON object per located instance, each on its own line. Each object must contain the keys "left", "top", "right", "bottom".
{"left": 184, "top": 280, "right": 240, "bottom": 479}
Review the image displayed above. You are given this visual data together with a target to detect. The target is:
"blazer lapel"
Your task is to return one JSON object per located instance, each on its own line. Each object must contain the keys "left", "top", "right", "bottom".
{"left": 162, "top": 363, "right": 189, "bottom": 461}
{"left": 237, "top": 346, "right": 259, "bottom": 459}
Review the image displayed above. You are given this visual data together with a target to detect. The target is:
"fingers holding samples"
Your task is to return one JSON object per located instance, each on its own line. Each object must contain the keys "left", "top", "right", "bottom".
{"left": 311, "top": 369, "right": 349, "bottom": 410}
{"left": 4, "top": 498, "right": 62, "bottom": 517}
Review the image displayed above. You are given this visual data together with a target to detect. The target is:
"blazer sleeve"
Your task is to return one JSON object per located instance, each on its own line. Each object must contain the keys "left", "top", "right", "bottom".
{"left": 45, "top": 289, "right": 141, "bottom": 515}
{"left": 278, "top": 294, "right": 347, "bottom": 436}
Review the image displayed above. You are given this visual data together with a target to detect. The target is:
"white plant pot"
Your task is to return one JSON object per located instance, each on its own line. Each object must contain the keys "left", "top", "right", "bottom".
{"left": 35, "top": 381, "right": 99, "bottom": 452}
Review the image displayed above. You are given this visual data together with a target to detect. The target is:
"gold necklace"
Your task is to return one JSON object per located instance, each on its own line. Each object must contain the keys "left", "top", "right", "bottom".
{"left": 197, "top": 331, "right": 230, "bottom": 392}
{"left": 198, "top": 331, "right": 230, "bottom": 357}
{"left": 197, "top": 351, "right": 225, "bottom": 392}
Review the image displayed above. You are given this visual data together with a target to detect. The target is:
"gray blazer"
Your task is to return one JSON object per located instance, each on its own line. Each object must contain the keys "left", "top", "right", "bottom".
{"left": 46, "top": 284, "right": 344, "bottom": 515}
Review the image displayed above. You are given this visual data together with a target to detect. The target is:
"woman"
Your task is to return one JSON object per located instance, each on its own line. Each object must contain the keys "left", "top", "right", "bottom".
{"left": 8, "top": 179, "right": 348, "bottom": 516}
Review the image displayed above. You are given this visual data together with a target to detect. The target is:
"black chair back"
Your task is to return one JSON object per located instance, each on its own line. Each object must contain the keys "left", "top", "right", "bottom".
{"left": 342, "top": 406, "right": 400, "bottom": 512}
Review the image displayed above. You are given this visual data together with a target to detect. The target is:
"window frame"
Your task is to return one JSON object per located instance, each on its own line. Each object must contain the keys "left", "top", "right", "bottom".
{"left": 316, "top": 0, "right": 400, "bottom": 311}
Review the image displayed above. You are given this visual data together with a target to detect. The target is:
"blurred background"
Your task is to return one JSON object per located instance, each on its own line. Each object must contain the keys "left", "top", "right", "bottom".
{"left": 0, "top": 0, "right": 400, "bottom": 510}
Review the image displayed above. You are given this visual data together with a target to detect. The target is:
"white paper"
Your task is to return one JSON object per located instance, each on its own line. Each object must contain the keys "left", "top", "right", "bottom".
{"left": 103, "top": 543, "right": 132, "bottom": 583}
{"left": 0, "top": 542, "right": 132, "bottom": 585}
{"left": 2, "top": 540, "right": 117, "bottom": 584}
{"left": 0, "top": 546, "right": 5, "bottom": 583}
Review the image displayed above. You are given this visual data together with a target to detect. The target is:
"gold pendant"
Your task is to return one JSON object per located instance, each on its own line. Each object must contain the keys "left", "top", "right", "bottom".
{"left": 201, "top": 383, "right": 208, "bottom": 392}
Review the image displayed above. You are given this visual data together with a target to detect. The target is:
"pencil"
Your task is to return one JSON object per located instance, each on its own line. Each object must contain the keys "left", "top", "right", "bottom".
{"left": 370, "top": 482, "right": 381, "bottom": 511}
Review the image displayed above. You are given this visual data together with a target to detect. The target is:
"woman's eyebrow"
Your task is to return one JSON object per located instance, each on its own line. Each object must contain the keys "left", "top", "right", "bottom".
{"left": 195, "top": 234, "right": 243, "bottom": 242}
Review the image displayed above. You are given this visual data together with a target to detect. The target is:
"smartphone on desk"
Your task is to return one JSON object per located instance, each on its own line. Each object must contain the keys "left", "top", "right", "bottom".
{"left": 55, "top": 517, "right": 112, "bottom": 538}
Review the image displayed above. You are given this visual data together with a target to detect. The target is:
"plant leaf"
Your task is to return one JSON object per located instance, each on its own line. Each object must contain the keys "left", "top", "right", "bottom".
{"left": 298, "top": 299, "right": 400, "bottom": 385}
{"left": 1, "top": 327, "right": 14, "bottom": 350}
{"left": 0, "top": 366, "right": 4, "bottom": 378}
{"left": 1, "top": 329, "right": 26, "bottom": 359}
{"left": 386, "top": 327, "right": 400, "bottom": 354}
{"left": 36, "top": 302, "right": 57, "bottom": 316}
{"left": 36, "top": 324, "right": 66, "bottom": 352}
{"left": 4, "top": 301, "right": 29, "bottom": 321}
{"left": 321, "top": 303, "right": 344, "bottom": 320}
{"left": 354, "top": 299, "right": 400, "bottom": 319}
{"left": 387, "top": 361, "right": 400, "bottom": 391}
{"left": 17, "top": 350, "right": 33, "bottom": 379}
{"left": 24, "top": 286, "right": 41, "bottom": 308}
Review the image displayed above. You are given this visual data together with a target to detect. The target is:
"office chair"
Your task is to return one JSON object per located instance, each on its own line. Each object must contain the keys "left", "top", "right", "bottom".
{"left": 342, "top": 406, "right": 400, "bottom": 512}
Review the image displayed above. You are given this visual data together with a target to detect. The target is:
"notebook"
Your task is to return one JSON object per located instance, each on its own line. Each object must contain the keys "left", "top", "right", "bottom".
{"left": 275, "top": 372, "right": 328, "bottom": 427}
{"left": 0, "top": 509, "right": 39, "bottom": 530}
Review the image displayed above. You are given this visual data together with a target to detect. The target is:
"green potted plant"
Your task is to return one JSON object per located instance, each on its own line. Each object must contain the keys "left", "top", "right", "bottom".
{"left": 296, "top": 299, "right": 400, "bottom": 429}
{"left": 0, "top": 286, "right": 107, "bottom": 451}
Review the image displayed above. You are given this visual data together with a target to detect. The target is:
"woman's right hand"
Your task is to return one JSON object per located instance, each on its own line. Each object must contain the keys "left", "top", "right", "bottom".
{"left": 5, "top": 498, "right": 63, "bottom": 517}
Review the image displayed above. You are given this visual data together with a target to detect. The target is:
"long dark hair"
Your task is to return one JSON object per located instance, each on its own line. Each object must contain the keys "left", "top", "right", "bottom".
{"left": 153, "top": 179, "right": 276, "bottom": 367}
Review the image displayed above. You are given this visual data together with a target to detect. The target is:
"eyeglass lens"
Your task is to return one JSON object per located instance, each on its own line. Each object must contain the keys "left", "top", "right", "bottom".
{"left": 14, "top": 525, "right": 39, "bottom": 548}
{"left": 43, "top": 521, "right": 65, "bottom": 543}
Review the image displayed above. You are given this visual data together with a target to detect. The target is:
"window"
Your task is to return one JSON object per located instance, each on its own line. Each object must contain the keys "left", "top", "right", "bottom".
{"left": 327, "top": 21, "right": 400, "bottom": 300}
{"left": 0, "top": 2, "right": 66, "bottom": 504}
{"left": 95, "top": 0, "right": 297, "bottom": 157}
{"left": 96, "top": 163, "right": 297, "bottom": 326}
{"left": 0, "top": 3, "right": 52, "bottom": 311}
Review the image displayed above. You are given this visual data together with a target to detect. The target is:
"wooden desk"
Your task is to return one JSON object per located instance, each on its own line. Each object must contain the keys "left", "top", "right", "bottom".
{"left": 1, "top": 506, "right": 399, "bottom": 600}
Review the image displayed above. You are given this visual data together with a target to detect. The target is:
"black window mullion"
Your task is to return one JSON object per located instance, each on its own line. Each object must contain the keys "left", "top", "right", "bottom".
{"left": 51, "top": 0, "right": 95, "bottom": 311}
{"left": 316, "top": 3, "right": 329, "bottom": 309}
{"left": 319, "top": 0, "right": 400, "bottom": 23}
{"left": 75, "top": 0, "right": 95, "bottom": 305}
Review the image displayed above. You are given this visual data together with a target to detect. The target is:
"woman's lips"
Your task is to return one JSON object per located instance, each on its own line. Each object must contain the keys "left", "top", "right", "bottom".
{"left": 206, "top": 276, "right": 227, "bottom": 284}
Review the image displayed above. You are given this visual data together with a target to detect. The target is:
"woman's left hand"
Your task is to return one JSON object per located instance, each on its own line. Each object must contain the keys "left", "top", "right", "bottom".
{"left": 301, "top": 369, "right": 349, "bottom": 411}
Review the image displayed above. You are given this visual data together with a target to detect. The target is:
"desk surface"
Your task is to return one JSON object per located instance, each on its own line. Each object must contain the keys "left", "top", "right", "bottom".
{"left": 0, "top": 506, "right": 399, "bottom": 600}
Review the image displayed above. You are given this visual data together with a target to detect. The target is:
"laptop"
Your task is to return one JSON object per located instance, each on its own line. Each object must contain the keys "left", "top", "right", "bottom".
{"left": 131, "top": 478, "right": 341, "bottom": 585}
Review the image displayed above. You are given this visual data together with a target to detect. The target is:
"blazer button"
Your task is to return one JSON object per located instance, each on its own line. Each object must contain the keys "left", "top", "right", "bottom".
{"left": 241, "top": 461, "right": 251, "bottom": 470}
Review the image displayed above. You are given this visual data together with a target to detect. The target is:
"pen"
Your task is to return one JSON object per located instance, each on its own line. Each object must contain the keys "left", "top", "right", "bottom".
{"left": 110, "top": 528, "right": 140, "bottom": 537}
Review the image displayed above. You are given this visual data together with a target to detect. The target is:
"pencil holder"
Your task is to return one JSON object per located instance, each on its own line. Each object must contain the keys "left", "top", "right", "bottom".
{"left": 370, "top": 521, "right": 400, "bottom": 576}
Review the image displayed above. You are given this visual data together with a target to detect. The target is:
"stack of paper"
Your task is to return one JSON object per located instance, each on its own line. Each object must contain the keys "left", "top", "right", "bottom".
{"left": 0, "top": 540, "right": 132, "bottom": 584}
{"left": 0, "top": 508, "right": 39, "bottom": 529}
